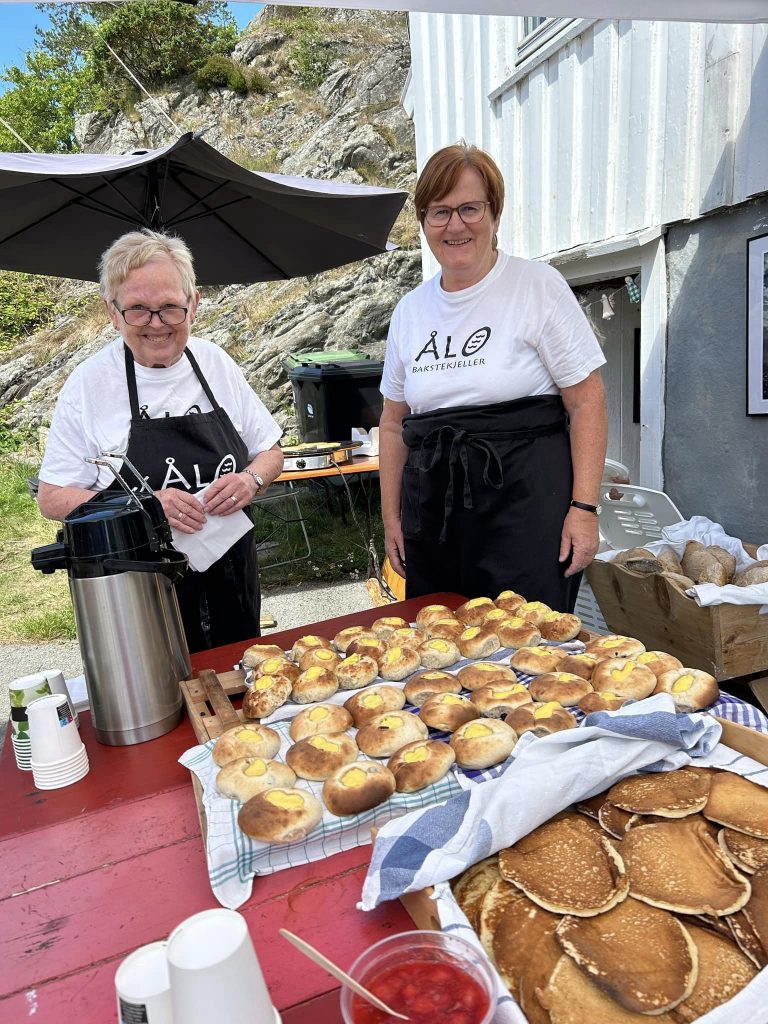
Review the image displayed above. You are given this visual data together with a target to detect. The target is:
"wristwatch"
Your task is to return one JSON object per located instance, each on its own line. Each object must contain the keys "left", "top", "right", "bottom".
{"left": 244, "top": 470, "right": 265, "bottom": 490}
{"left": 570, "top": 499, "right": 602, "bottom": 515}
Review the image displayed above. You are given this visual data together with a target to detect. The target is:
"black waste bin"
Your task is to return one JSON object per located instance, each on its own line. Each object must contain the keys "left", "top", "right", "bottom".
{"left": 284, "top": 350, "right": 384, "bottom": 443}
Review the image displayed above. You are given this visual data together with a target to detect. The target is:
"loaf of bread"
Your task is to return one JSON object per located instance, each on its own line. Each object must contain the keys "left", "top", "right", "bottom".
{"left": 734, "top": 560, "right": 768, "bottom": 587}
{"left": 681, "top": 541, "right": 732, "bottom": 585}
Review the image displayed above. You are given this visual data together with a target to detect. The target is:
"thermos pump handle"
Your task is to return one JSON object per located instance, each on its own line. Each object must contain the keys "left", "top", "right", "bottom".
{"left": 102, "top": 550, "right": 188, "bottom": 581}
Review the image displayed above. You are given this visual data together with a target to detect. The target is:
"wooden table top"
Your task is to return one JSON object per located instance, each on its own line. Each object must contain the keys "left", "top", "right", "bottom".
{"left": 0, "top": 592, "right": 463, "bottom": 1023}
{"left": 275, "top": 454, "right": 379, "bottom": 483}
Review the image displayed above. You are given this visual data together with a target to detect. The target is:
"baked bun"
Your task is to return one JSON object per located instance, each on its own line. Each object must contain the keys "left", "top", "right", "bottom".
{"left": 458, "top": 626, "right": 501, "bottom": 659}
{"left": 419, "top": 693, "right": 480, "bottom": 732}
{"left": 529, "top": 671, "right": 593, "bottom": 707}
{"left": 370, "top": 615, "right": 410, "bottom": 640}
{"left": 509, "top": 645, "right": 567, "bottom": 676}
{"left": 336, "top": 653, "right": 379, "bottom": 690}
{"left": 591, "top": 658, "right": 657, "bottom": 699}
{"left": 216, "top": 757, "right": 296, "bottom": 801}
{"left": 635, "top": 650, "right": 685, "bottom": 679}
{"left": 237, "top": 787, "right": 323, "bottom": 844}
{"left": 538, "top": 611, "right": 582, "bottom": 642}
{"left": 450, "top": 718, "right": 517, "bottom": 769}
{"left": 333, "top": 626, "right": 378, "bottom": 653}
{"left": 289, "top": 703, "right": 353, "bottom": 741}
{"left": 425, "top": 617, "right": 464, "bottom": 642}
{"left": 653, "top": 668, "right": 720, "bottom": 711}
{"left": 506, "top": 701, "right": 577, "bottom": 737}
{"left": 346, "top": 636, "right": 388, "bottom": 662}
{"left": 322, "top": 761, "right": 396, "bottom": 816}
{"left": 212, "top": 723, "right": 281, "bottom": 766}
{"left": 387, "top": 626, "right": 425, "bottom": 648}
{"left": 457, "top": 661, "right": 517, "bottom": 691}
{"left": 455, "top": 597, "right": 496, "bottom": 626}
{"left": 290, "top": 666, "right": 339, "bottom": 704}
{"left": 470, "top": 682, "right": 533, "bottom": 718}
{"left": 495, "top": 617, "right": 543, "bottom": 649}
{"left": 290, "top": 634, "right": 333, "bottom": 661}
{"left": 415, "top": 604, "right": 454, "bottom": 628}
{"left": 378, "top": 645, "right": 421, "bottom": 681}
{"left": 344, "top": 685, "right": 406, "bottom": 727}
{"left": 558, "top": 652, "right": 600, "bottom": 680}
{"left": 495, "top": 590, "right": 526, "bottom": 613}
{"left": 403, "top": 670, "right": 462, "bottom": 706}
{"left": 481, "top": 607, "right": 514, "bottom": 630}
{"left": 418, "top": 637, "right": 461, "bottom": 669}
{"left": 578, "top": 691, "right": 626, "bottom": 713}
{"left": 388, "top": 740, "right": 456, "bottom": 793}
{"left": 242, "top": 643, "right": 285, "bottom": 668}
{"left": 242, "top": 674, "right": 292, "bottom": 718}
{"left": 585, "top": 634, "right": 647, "bottom": 658}
{"left": 517, "top": 600, "right": 553, "bottom": 625}
{"left": 356, "top": 710, "right": 428, "bottom": 757}
{"left": 256, "top": 656, "right": 300, "bottom": 684}
{"left": 299, "top": 647, "right": 342, "bottom": 673}
{"left": 285, "top": 732, "right": 359, "bottom": 781}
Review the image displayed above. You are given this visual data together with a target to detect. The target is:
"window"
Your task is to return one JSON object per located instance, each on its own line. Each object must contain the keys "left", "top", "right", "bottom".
{"left": 516, "top": 16, "right": 573, "bottom": 65}
{"left": 522, "top": 16, "right": 547, "bottom": 37}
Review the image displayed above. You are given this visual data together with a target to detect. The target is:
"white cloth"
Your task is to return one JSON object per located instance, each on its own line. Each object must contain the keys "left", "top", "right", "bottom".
{"left": 40, "top": 336, "right": 282, "bottom": 492}
{"left": 380, "top": 250, "right": 605, "bottom": 414}
{"left": 170, "top": 484, "right": 253, "bottom": 572}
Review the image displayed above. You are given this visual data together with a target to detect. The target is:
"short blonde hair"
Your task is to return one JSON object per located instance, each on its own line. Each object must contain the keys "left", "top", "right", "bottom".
{"left": 414, "top": 142, "right": 505, "bottom": 226}
{"left": 99, "top": 229, "right": 196, "bottom": 301}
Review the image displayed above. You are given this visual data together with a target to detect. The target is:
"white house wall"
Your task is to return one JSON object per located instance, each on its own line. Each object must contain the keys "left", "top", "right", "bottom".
{"left": 408, "top": 16, "right": 768, "bottom": 263}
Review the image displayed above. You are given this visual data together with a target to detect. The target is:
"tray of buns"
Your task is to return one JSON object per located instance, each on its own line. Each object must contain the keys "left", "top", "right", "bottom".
{"left": 179, "top": 592, "right": 768, "bottom": 909}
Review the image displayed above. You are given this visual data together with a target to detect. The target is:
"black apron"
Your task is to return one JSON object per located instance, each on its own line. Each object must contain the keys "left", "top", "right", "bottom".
{"left": 111, "top": 345, "right": 261, "bottom": 653}
{"left": 400, "top": 395, "right": 582, "bottom": 612}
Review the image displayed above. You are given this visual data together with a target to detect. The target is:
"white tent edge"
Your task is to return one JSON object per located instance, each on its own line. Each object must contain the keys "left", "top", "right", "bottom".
{"left": 0, "top": 0, "right": 765, "bottom": 24}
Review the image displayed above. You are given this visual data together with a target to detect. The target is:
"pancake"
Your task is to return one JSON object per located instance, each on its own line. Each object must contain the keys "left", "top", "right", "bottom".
{"left": 719, "top": 827, "right": 768, "bottom": 874}
{"left": 555, "top": 896, "right": 698, "bottom": 1014}
{"left": 498, "top": 817, "right": 628, "bottom": 916}
{"left": 727, "top": 909, "right": 768, "bottom": 969}
{"left": 576, "top": 790, "right": 610, "bottom": 819}
{"left": 742, "top": 863, "right": 768, "bottom": 963}
{"left": 537, "top": 954, "right": 677, "bottom": 1023}
{"left": 621, "top": 817, "right": 751, "bottom": 915}
{"left": 607, "top": 767, "right": 711, "bottom": 818}
{"left": 491, "top": 892, "right": 559, "bottom": 1002}
{"left": 671, "top": 924, "right": 757, "bottom": 1021}
{"left": 703, "top": 770, "right": 768, "bottom": 838}
{"left": 477, "top": 879, "right": 526, "bottom": 958}
{"left": 518, "top": 927, "right": 563, "bottom": 1024}
{"left": 452, "top": 856, "right": 501, "bottom": 930}
{"left": 598, "top": 801, "right": 635, "bottom": 839}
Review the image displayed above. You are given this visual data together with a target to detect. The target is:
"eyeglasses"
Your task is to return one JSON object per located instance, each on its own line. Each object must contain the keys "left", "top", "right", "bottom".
{"left": 114, "top": 304, "right": 189, "bottom": 327}
{"left": 422, "top": 201, "right": 491, "bottom": 228}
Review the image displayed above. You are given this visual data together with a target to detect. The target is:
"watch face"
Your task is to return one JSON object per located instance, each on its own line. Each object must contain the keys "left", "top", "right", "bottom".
{"left": 595, "top": 504, "right": 603, "bottom": 515}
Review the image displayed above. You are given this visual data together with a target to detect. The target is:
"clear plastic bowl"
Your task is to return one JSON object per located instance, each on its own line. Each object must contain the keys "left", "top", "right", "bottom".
{"left": 340, "top": 929, "right": 497, "bottom": 1024}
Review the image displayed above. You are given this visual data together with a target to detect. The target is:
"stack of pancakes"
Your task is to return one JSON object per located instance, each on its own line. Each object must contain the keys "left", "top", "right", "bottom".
{"left": 453, "top": 766, "right": 767, "bottom": 1021}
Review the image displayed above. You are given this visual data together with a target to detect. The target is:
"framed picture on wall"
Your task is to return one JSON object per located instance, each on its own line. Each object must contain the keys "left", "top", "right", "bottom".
{"left": 747, "top": 231, "right": 768, "bottom": 415}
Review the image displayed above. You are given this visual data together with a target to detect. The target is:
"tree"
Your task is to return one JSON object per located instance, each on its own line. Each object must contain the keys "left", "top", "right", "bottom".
{"left": 0, "top": 50, "right": 93, "bottom": 153}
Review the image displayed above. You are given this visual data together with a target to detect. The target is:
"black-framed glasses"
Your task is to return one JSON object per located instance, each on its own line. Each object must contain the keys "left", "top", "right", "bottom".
{"left": 114, "top": 303, "right": 189, "bottom": 327}
{"left": 423, "top": 201, "right": 491, "bottom": 228}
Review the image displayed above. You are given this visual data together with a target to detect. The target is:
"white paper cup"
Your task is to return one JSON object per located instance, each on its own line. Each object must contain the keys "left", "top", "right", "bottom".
{"left": 11, "top": 735, "right": 32, "bottom": 771}
{"left": 115, "top": 941, "right": 173, "bottom": 1024}
{"left": 27, "top": 694, "right": 81, "bottom": 765}
{"left": 39, "top": 668, "right": 79, "bottom": 726}
{"left": 167, "top": 909, "right": 276, "bottom": 1024}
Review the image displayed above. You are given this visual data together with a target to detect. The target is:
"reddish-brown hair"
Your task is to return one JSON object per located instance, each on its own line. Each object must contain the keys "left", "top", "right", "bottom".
{"left": 414, "top": 142, "right": 505, "bottom": 226}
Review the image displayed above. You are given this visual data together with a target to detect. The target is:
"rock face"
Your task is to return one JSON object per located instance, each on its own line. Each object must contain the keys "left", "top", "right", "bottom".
{"left": 2, "top": 6, "right": 422, "bottom": 438}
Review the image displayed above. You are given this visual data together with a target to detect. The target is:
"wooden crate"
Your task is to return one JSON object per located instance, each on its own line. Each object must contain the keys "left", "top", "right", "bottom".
{"left": 586, "top": 558, "right": 768, "bottom": 681}
{"left": 180, "top": 668, "right": 248, "bottom": 744}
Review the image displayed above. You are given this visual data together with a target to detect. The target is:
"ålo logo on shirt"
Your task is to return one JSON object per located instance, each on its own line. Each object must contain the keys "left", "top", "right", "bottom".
{"left": 414, "top": 326, "right": 492, "bottom": 364}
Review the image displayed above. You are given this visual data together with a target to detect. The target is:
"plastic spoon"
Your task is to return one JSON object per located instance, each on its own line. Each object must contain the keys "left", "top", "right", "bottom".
{"left": 279, "top": 928, "right": 410, "bottom": 1021}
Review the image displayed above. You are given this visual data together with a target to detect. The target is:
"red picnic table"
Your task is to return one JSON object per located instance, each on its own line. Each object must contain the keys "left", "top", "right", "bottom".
{"left": 0, "top": 593, "right": 463, "bottom": 1024}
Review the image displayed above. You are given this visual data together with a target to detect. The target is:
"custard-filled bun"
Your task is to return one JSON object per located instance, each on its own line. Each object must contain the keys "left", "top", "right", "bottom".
{"left": 322, "top": 761, "right": 396, "bottom": 816}
{"left": 585, "top": 634, "right": 646, "bottom": 659}
{"left": 455, "top": 597, "right": 496, "bottom": 626}
{"left": 333, "top": 626, "right": 378, "bottom": 653}
{"left": 528, "top": 672, "right": 593, "bottom": 707}
{"left": 344, "top": 685, "right": 406, "bottom": 727}
{"left": 495, "top": 617, "right": 542, "bottom": 649}
{"left": 242, "top": 643, "right": 285, "bottom": 668}
{"left": 403, "top": 670, "right": 462, "bottom": 707}
{"left": 289, "top": 703, "right": 353, "bottom": 741}
{"left": 290, "top": 634, "right": 333, "bottom": 662}
{"left": 242, "top": 674, "right": 292, "bottom": 719}
{"left": 299, "top": 647, "right": 342, "bottom": 673}
{"left": 237, "top": 787, "right": 323, "bottom": 844}
{"left": 346, "top": 636, "right": 388, "bottom": 663}
{"left": 653, "top": 667, "right": 719, "bottom": 711}
{"left": 578, "top": 691, "right": 626, "bottom": 713}
{"left": 426, "top": 617, "right": 465, "bottom": 642}
{"left": 494, "top": 590, "right": 526, "bottom": 613}
{"left": 388, "top": 740, "right": 456, "bottom": 793}
{"left": 450, "top": 718, "right": 517, "bottom": 769}
{"left": 378, "top": 645, "right": 421, "bottom": 681}
{"left": 290, "top": 666, "right": 339, "bottom": 704}
{"left": 635, "top": 650, "right": 685, "bottom": 679}
{"left": 538, "top": 611, "right": 582, "bottom": 642}
{"left": 591, "top": 658, "right": 656, "bottom": 699}
{"left": 457, "top": 661, "right": 517, "bottom": 691}
{"left": 481, "top": 607, "right": 514, "bottom": 630}
{"left": 370, "top": 615, "right": 409, "bottom": 640}
{"left": 336, "top": 653, "right": 379, "bottom": 690}
{"left": 471, "top": 681, "right": 533, "bottom": 718}
{"left": 212, "top": 723, "right": 281, "bottom": 766}
{"left": 558, "top": 652, "right": 600, "bottom": 680}
{"left": 506, "top": 701, "right": 576, "bottom": 737}
{"left": 516, "top": 601, "right": 553, "bottom": 625}
{"left": 458, "top": 626, "right": 501, "bottom": 659}
{"left": 387, "top": 626, "right": 425, "bottom": 648}
{"left": 285, "top": 732, "right": 359, "bottom": 781}
{"left": 419, "top": 693, "right": 479, "bottom": 732}
{"left": 415, "top": 604, "right": 454, "bottom": 628}
{"left": 356, "top": 710, "right": 428, "bottom": 757}
{"left": 418, "top": 637, "right": 461, "bottom": 669}
{"left": 256, "top": 656, "right": 300, "bottom": 684}
{"left": 509, "top": 645, "right": 567, "bottom": 676}
{"left": 216, "top": 757, "right": 296, "bottom": 801}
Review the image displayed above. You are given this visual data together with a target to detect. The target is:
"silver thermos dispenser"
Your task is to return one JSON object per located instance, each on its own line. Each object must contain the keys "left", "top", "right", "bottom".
{"left": 32, "top": 488, "right": 191, "bottom": 745}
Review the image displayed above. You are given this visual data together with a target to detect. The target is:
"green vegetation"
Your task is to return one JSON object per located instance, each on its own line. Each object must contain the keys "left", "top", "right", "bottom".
{"left": 195, "top": 57, "right": 270, "bottom": 97}
{"left": 0, "top": 272, "right": 88, "bottom": 350}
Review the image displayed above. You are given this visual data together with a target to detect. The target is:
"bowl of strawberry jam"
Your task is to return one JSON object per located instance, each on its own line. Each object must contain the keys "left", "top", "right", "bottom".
{"left": 340, "top": 930, "right": 496, "bottom": 1024}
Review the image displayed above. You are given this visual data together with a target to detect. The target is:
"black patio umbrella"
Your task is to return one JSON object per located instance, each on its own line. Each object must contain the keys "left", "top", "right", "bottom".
{"left": 0, "top": 132, "right": 408, "bottom": 285}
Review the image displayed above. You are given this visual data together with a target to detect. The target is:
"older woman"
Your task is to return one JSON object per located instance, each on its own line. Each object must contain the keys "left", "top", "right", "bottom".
{"left": 38, "top": 229, "right": 284, "bottom": 652}
{"left": 379, "top": 143, "right": 607, "bottom": 611}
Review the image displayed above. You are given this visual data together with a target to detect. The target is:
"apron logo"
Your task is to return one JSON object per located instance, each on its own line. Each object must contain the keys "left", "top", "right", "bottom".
{"left": 414, "top": 327, "right": 492, "bottom": 363}
{"left": 462, "top": 326, "right": 491, "bottom": 356}
{"left": 160, "top": 453, "right": 238, "bottom": 491}
{"left": 215, "top": 454, "right": 237, "bottom": 478}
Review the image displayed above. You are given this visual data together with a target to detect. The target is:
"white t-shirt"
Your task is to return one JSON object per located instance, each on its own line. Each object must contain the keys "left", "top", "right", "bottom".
{"left": 380, "top": 251, "right": 605, "bottom": 414}
{"left": 40, "top": 336, "right": 282, "bottom": 491}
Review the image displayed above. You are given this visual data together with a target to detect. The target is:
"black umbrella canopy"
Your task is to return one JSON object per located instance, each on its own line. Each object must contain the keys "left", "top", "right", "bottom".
{"left": 0, "top": 133, "right": 409, "bottom": 285}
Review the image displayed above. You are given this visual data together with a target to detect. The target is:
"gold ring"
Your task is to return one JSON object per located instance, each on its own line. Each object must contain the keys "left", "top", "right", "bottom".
{"left": 177, "top": 511, "right": 185, "bottom": 521}
{"left": 230, "top": 495, "right": 237, "bottom": 505}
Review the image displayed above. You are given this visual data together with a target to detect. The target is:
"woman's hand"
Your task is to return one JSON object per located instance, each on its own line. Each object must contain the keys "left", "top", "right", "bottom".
{"left": 203, "top": 471, "right": 258, "bottom": 516}
{"left": 384, "top": 518, "right": 407, "bottom": 578}
{"left": 559, "top": 506, "right": 600, "bottom": 577}
{"left": 157, "top": 488, "right": 206, "bottom": 534}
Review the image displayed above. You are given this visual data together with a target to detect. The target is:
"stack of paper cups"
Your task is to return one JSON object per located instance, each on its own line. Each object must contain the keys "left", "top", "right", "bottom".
{"left": 8, "top": 673, "right": 52, "bottom": 772}
{"left": 39, "top": 668, "right": 79, "bottom": 727}
{"left": 166, "top": 909, "right": 281, "bottom": 1023}
{"left": 28, "top": 693, "right": 89, "bottom": 790}
{"left": 115, "top": 941, "right": 173, "bottom": 1024}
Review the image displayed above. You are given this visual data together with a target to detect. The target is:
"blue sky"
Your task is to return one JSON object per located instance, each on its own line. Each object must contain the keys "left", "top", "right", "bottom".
{"left": 0, "top": 3, "right": 263, "bottom": 83}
